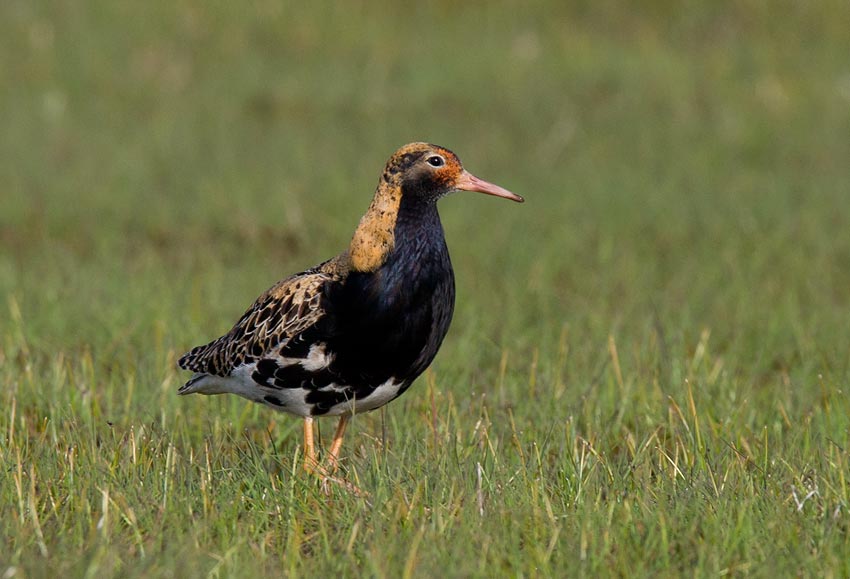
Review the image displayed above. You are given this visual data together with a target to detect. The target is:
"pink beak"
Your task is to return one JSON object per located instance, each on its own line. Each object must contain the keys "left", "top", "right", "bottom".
{"left": 455, "top": 171, "right": 524, "bottom": 203}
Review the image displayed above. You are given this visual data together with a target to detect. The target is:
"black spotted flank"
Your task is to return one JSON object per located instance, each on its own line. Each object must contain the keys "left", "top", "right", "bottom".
{"left": 264, "top": 395, "right": 286, "bottom": 407}
{"left": 306, "top": 389, "right": 352, "bottom": 416}
{"left": 256, "top": 359, "right": 278, "bottom": 376}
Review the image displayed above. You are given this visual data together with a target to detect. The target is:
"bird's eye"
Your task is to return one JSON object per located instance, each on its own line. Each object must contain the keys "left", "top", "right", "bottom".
{"left": 426, "top": 155, "right": 445, "bottom": 168}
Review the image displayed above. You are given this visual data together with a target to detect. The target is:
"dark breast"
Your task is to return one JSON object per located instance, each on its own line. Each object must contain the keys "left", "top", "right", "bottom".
{"left": 263, "top": 201, "right": 455, "bottom": 415}
{"left": 322, "top": 202, "right": 455, "bottom": 399}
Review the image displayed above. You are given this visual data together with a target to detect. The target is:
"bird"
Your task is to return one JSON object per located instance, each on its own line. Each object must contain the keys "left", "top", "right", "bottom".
{"left": 177, "top": 142, "right": 523, "bottom": 479}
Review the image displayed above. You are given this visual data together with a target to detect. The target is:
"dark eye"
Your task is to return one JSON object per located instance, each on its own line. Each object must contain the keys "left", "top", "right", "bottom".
{"left": 426, "top": 155, "right": 445, "bottom": 167}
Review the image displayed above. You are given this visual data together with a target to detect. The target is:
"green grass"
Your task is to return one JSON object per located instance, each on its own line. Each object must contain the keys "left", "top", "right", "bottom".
{"left": 3, "top": 0, "right": 850, "bottom": 576}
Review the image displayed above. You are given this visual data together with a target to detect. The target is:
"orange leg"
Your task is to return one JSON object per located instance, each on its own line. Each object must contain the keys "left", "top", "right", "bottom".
{"left": 301, "top": 414, "right": 367, "bottom": 498}
{"left": 302, "top": 416, "right": 319, "bottom": 472}
{"left": 326, "top": 415, "right": 349, "bottom": 473}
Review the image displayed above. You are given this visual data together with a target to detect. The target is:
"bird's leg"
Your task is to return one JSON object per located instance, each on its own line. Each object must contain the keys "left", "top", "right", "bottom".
{"left": 302, "top": 416, "right": 320, "bottom": 473}
{"left": 325, "top": 415, "right": 349, "bottom": 473}
{"left": 302, "top": 414, "right": 368, "bottom": 498}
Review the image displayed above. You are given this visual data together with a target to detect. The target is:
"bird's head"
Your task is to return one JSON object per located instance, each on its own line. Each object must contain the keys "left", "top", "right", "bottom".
{"left": 382, "top": 142, "right": 524, "bottom": 204}
{"left": 349, "top": 143, "right": 523, "bottom": 272}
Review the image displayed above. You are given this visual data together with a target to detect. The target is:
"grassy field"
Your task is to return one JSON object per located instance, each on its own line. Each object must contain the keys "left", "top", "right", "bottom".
{"left": 3, "top": 1, "right": 850, "bottom": 576}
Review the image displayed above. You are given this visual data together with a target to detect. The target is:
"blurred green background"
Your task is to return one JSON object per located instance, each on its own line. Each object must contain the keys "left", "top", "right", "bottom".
{"left": 3, "top": 1, "right": 850, "bottom": 366}
{"left": 2, "top": 1, "right": 850, "bottom": 576}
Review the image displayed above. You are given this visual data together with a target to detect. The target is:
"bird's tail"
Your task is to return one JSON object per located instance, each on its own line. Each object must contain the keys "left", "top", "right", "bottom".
{"left": 178, "top": 373, "right": 212, "bottom": 395}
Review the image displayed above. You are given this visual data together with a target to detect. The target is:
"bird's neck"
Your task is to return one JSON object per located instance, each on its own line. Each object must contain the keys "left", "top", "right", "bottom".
{"left": 394, "top": 195, "right": 443, "bottom": 244}
{"left": 349, "top": 181, "right": 443, "bottom": 273}
{"left": 349, "top": 180, "right": 400, "bottom": 272}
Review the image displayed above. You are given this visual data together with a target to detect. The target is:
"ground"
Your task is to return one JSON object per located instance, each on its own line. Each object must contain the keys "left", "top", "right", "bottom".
{"left": 2, "top": 1, "right": 850, "bottom": 576}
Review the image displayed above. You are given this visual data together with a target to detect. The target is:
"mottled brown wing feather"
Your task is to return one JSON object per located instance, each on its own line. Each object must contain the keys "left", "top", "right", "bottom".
{"left": 178, "top": 257, "right": 348, "bottom": 377}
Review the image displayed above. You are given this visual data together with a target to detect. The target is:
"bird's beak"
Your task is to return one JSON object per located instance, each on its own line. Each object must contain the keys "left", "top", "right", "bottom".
{"left": 456, "top": 171, "right": 524, "bottom": 203}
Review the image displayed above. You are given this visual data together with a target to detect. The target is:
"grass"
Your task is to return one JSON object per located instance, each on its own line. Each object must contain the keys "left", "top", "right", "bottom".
{"left": 3, "top": 0, "right": 850, "bottom": 576}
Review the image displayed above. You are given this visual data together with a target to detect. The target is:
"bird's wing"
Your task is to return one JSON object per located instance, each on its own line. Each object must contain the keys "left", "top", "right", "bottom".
{"left": 178, "top": 256, "right": 348, "bottom": 377}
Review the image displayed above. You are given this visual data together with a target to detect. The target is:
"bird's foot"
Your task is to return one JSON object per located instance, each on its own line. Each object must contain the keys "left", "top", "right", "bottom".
{"left": 303, "top": 456, "right": 369, "bottom": 498}
{"left": 319, "top": 472, "right": 370, "bottom": 498}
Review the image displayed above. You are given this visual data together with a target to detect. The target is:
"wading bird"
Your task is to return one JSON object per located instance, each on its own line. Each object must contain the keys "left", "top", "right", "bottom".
{"left": 178, "top": 143, "right": 522, "bottom": 481}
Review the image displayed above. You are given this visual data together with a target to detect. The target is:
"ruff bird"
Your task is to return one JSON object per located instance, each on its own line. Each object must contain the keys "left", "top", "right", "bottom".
{"left": 178, "top": 142, "right": 523, "bottom": 476}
